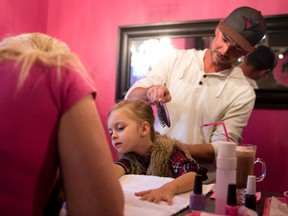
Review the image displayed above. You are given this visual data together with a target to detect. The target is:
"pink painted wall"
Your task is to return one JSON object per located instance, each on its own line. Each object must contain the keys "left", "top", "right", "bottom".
{"left": 0, "top": 0, "right": 287, "bottom": 193}
{"left": 242, "top": 109, "right": 288, "bottom": 193}
{"left": 0, "top": 0, "right": 48, "bottom": 39}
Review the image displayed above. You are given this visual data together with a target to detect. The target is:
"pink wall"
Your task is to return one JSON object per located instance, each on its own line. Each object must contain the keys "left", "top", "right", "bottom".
{"left": 0, "top": 0, "right": 48, "bottom": 39}
{"left": 0, "top": 0, "right": 287, "bottom": 193}
{"left": 242, "top": 109, "right": 288, "bottom": 193}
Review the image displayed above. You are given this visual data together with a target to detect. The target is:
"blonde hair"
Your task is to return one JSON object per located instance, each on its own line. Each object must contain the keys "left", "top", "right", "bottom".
{"left": 108, "top": 99, "right": 156, "bottom": 141}
{"left": 0, "top": 32, "right": 91, "bottom": 88}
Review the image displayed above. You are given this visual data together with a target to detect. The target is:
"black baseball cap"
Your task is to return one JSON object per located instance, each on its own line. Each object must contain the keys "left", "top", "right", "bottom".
{"left": 249, "top": 45, "right": 277, "bottom": 71}
{"left": 218, "top": 6, "right": 267, "bottom": 53}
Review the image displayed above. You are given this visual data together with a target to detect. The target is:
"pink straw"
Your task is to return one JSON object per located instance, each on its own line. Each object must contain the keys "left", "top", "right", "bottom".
{"left": 203, "top": 121, "right": 230, "bottom": 141}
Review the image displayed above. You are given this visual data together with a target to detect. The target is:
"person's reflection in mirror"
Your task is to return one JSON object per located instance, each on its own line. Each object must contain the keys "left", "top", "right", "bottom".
{"left": 125, "top": 6, "right": 267, "bottom": 183}
{"left": 240, "top": 45, "right": 277, "bottom": 89}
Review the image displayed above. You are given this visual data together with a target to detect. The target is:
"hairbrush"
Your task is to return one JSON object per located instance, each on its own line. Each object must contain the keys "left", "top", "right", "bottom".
{"left": 156, "top": 101, "right": 171, "bottom": 128}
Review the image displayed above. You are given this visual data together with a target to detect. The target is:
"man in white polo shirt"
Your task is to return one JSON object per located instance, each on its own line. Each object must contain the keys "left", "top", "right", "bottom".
{"left": 125, "top": 6, "right": 267, "bottom": 182}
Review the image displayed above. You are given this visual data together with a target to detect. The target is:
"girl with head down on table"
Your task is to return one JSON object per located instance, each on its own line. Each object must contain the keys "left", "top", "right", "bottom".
{"left": 107, "top": 99, "right": 208, "bottom": 205}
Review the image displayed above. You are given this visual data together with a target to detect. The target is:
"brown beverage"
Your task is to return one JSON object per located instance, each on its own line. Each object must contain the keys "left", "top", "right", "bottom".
{"left": 236, "top": 145, "right": 256, "bottom": 188}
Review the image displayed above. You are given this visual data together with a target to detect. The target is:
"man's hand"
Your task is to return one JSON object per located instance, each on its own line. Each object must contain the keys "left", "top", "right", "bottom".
{"left": 146, "top": 85, "right": 171, "bottom": 104}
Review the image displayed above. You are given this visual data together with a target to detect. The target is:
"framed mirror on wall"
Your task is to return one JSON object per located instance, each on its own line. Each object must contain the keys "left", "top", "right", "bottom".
{"left": 115, "top": 14, "right": 288, "bottom": 108}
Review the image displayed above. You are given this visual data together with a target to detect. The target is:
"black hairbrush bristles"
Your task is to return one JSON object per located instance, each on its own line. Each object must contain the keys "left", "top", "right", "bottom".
{"left": 157, "top": 101, "right": 171, "bottom": 128}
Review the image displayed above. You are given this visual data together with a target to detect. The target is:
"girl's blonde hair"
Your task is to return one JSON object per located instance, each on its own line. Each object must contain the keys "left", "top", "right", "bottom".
{"left": 0, "top": 32, "right": 91, "bottom": 88}
{"left": 108, "top": 99, "right": 156, "bottom": 142}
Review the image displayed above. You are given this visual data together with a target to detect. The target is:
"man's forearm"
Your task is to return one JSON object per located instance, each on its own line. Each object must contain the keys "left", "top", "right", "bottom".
{"left": 184, "top": 144, "right": 215, "bottom": 164}
{"left": 126, "top": 87, "right": 149, "bottom": 101}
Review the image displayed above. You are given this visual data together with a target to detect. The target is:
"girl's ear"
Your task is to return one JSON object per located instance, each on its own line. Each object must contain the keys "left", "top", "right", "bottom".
{"left": 140, "top": 121, "right": 151, "bottom": 137}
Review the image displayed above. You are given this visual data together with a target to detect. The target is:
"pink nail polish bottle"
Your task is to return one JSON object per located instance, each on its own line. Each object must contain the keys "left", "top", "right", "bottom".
{"left": 225, "top": 184, "right": 238, "bottom": 216}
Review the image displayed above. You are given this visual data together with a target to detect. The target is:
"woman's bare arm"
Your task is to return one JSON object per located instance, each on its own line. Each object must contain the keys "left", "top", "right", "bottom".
{"left": 58, "top": 94, "right": 124, "bottom": 216}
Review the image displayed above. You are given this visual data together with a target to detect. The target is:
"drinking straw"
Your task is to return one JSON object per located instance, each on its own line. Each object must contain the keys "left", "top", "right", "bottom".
{"left": 203, "top": 121, "right": 230, "bottom": 141}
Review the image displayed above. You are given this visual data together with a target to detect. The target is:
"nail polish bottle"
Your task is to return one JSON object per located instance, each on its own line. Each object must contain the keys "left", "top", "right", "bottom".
{"left": 245, "top": 175, "right": 257, "bottom": 211}
{"left": 189, "top": 174, "right": 205, "bottom": 212}
{"left": 225, "top": 183, "right": 238, "bottom": 216}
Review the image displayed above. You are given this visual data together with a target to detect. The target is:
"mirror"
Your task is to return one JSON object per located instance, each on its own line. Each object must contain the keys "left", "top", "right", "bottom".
{"left": 115, "top": 14, "right": 288, "bottom": 108}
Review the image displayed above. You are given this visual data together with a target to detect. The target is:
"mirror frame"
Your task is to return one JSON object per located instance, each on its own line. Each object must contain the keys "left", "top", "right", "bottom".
{"left": 115, "top": 14, "right": 288, "bottom": 108}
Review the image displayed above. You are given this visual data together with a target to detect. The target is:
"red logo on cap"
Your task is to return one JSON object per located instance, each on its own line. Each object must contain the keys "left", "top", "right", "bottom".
{"left": 242, "top": 16, "right": 259, "bottom": 31}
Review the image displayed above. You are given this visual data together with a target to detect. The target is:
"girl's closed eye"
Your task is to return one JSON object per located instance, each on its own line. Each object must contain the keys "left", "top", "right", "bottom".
{"left": 117, "top": 125, "right": 125, "bottom": 132}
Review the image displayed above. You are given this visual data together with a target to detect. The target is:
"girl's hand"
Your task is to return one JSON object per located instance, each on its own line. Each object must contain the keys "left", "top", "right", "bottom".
{"left": 134, "top": 182, "right": 178, "bottom": 205}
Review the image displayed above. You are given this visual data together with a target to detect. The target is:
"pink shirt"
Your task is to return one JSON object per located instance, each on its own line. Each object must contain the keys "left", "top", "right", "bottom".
{"left": 0, "top": 62, "right": 96, "bottom": 215}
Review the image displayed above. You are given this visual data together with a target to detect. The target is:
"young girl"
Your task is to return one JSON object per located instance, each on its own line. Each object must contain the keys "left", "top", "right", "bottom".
{"left": 107, "top": 99, "right": 208, "bottom": 205}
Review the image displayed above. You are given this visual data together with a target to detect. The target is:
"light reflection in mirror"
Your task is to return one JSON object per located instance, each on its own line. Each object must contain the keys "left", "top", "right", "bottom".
{"left": 130, "top": 38, "right": 175, "bottom": 86}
